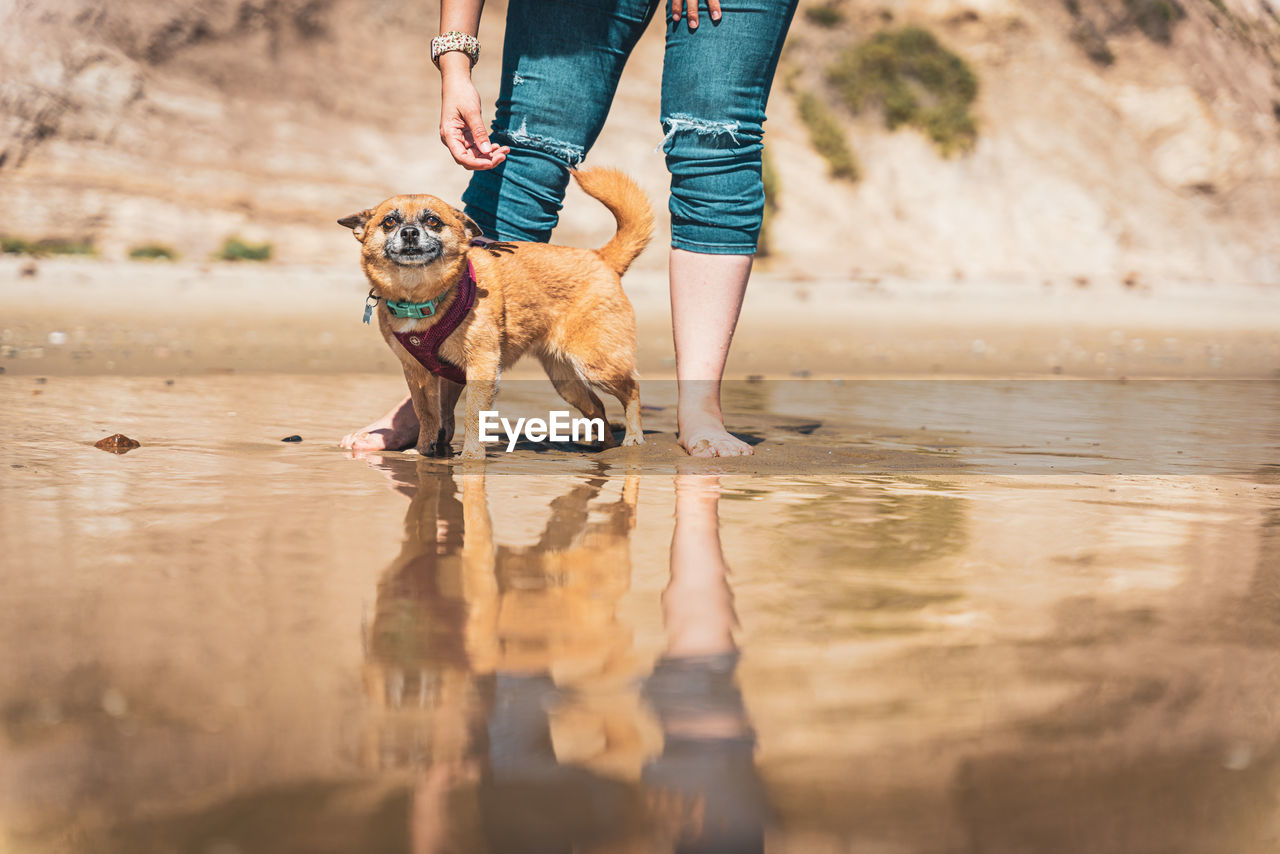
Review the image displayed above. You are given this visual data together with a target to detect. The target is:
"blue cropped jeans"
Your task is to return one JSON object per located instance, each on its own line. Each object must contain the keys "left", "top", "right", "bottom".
{"left": 461, "top": 0, "right": 798, "bottom": 255}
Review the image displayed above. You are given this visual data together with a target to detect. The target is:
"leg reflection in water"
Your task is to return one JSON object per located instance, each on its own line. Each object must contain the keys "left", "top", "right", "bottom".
{"left": 357, "top": 460, "right": 765, "bottom": 853}
{"left": 641, "top": 475, "right": 766, "bottom": 854}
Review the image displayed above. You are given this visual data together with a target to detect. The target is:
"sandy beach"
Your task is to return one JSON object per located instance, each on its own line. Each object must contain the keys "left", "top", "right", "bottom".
{"left": 5, "top": 0, "right": 1280, "bottom": 843}
{"left": 4, "top": 257, "right": 1279, "bottom": 381}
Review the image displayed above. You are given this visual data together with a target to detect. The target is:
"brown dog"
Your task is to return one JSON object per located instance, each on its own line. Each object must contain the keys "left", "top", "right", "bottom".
{"left": 339, "top": 168, "right": 651, "bottom": 460}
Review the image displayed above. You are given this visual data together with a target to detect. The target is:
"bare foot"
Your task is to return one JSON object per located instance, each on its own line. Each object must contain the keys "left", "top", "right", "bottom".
{"left": 340, "top": 395, "right": 419, "bottom": 451}
{"left": 677, "top": 411, "right": 753, "bottom": 458}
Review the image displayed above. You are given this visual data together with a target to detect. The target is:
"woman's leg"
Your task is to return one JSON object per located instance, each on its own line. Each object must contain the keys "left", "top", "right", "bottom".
{"left": 660, "top": 0, "right": 798, "bottom": 456}
{"left": 669, "top": 249, "right": 752, "bottom": 456}
{"left": 342, "top": 0, "right": 658, "bottom": 451}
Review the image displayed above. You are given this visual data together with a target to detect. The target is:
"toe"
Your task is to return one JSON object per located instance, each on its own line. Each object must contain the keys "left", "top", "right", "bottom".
{"left": 352, "top": 431, "right": 392, "bottom": 452}
{"left": 342, "top": 433, "right": 372, "bottom": 450}
{"left": 683, "top": 437, "right": 715, "bottom": 457}
{"left": 679, "top": 430, "right": 753, "bottom": 458}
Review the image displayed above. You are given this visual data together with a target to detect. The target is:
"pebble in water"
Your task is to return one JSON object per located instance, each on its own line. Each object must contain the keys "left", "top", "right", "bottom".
{"left": 94, "top": 434, "right": 141, "bottom": 454}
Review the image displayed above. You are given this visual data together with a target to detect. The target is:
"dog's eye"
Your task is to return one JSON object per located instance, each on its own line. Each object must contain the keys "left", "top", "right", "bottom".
{"left": 381, "top": 215, "right": 397, "bottom": 229}
{"left": 423, "top": 215, "right": 442, "bottom": 229}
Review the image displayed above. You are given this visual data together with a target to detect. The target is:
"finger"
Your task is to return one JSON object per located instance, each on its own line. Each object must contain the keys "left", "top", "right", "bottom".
{"left": 464, "top": 137, "right": 507, "bottom": 170}
{"left": 440, "top": 126, "right": 469, "bottom": 161}
{"left": 442, "top": 128, "right": 490, "bottom": 170}
{"left": 672, "top": 0, "right": 682, "bottom": 22}
{"left": 463, "top": 136, "right": 506, "bottom": 169}
{"left": 461, "top": 107, "right": 493, "bottom": 154}
{"left": 687, "top": 0, "right": 699, "bottom": 28}
{"left": 442, "top": 121, "right": 508, "bottom": 169}
{"left": 473, "top": 144, "right": 509, "bottom": 161}
{"left": 708, "top": 0, "right": 721, "bottom": 21}
{"left": 463, "top": 136, "right": 507, "bottom": 168}
{"left": 456, "top": 125, "right": 488, "bottom": 160}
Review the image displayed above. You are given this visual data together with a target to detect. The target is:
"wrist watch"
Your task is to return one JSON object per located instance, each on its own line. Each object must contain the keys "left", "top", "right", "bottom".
{"left": 431, "top": 31, "right": 481, "bottom": 68}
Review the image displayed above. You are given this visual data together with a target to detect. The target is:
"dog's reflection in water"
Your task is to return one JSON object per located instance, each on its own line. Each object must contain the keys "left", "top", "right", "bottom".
{"left": 363, "top": 459, "right": 764, "bottom": 854}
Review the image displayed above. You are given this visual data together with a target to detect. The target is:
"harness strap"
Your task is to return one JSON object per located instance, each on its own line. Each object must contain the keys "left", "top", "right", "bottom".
{"left": 391, "top": 259, "right": 478, "bottom": 385}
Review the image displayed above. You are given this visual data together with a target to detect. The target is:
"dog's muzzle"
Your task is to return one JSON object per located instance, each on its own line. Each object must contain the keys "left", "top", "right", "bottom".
{"left": 386, "top": 226, "right": 442, "bottom": 265}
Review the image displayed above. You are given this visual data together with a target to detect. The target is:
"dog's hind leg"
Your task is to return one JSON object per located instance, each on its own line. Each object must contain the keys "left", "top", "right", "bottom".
{"left": 559, "top": 349, "right": 644, "bottom": 448}
{"left": 537, "top": 351, "right": 615, "bottom": 449}
{"left": 595, "top": 372, "right": 644, "bottom": 447}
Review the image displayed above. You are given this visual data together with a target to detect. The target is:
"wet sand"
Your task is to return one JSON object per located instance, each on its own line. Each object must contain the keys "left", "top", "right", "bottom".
{"left": 2, "top": 260, "right": 1280, "bottom": 852}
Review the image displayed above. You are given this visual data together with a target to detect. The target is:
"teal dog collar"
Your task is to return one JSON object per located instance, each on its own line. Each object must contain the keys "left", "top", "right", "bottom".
{"left": 385, "top": 291, "right": 450, "bottom": 319}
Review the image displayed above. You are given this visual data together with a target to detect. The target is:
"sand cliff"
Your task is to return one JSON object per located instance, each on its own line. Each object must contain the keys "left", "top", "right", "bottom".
{"left": 1, "top": 0, "right": 1278, "bottom": 283}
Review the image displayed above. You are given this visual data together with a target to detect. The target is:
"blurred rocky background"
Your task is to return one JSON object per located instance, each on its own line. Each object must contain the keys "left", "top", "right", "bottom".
{"left": 1, "top": 0, "right": 1278, "bottom": 283}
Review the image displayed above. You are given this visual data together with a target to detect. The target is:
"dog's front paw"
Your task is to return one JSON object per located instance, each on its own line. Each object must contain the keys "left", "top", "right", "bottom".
{"left": 460, "top": 444, "right": 486, "bottom": 461}
{"left": 423, "top": 432, "right": 453, "bottom": 457}
{"left": 622, "top": 433, "right": 645, "bottom": 447}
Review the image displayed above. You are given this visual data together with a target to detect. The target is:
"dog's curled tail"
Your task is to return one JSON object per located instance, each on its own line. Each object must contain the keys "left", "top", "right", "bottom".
{"left": 571, "top": 167, "right": 654, "bottom": 277}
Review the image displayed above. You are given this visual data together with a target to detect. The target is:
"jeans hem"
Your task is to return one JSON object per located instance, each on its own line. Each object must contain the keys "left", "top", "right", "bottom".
{"left": 670, "top": 237, "right": 759, "bottom": 256}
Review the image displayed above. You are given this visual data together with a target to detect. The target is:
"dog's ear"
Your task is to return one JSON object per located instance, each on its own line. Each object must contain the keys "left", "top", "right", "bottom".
{"left": 337, "top": 209, "right": 374, "bottom": 241}
{"left": 454, "top": 208, "right": 482, "bottom": 242}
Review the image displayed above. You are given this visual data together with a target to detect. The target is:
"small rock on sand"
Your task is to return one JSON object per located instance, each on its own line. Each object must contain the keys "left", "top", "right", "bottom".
{"left": 94, "top": 434, "right": 141, "bottom": 454}
{"left": 281, "top": 435, "right": 302, "bottom": 443}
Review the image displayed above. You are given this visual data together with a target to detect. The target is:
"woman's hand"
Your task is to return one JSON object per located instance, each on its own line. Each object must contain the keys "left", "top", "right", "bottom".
{"left": 671, "top": 0, "right": 721, "bottom": 29}
{"left": 439, "top": 57, "right": 510, "bottom": 170}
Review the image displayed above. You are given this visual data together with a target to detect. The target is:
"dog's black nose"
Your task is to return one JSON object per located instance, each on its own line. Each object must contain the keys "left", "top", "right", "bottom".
{"left": 400, "top": 226, "right": 420, "bottom": 243}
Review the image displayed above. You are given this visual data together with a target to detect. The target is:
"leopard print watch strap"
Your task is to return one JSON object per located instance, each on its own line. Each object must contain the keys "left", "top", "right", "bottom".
{"left": 431, "top": 31, "right": 480, "bottom": 68}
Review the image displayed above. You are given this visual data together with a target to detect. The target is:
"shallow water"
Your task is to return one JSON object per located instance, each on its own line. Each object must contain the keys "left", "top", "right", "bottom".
{"left": 2, "top": 375, "right": 1279, "bottom": 853}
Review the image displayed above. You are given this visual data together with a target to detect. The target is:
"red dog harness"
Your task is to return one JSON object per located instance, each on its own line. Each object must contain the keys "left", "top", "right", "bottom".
{"left": 390, "top": 258, "right": 478, "bottom": 386}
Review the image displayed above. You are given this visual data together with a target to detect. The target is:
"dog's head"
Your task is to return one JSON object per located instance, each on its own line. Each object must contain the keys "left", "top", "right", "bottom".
{"left": 338, "top": 195, "right": 480, "bottom": 296}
